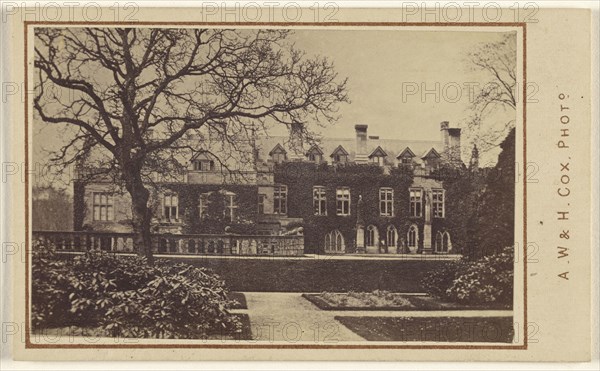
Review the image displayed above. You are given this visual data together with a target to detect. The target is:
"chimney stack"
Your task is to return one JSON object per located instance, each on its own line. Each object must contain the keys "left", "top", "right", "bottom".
{"left": 355, "top": 124, "right": 368, "bottom": 163}
{"left": 288, "top": 122, "right": 304, "bottom": 160}
{"left": 440, "top": 121, "right": 450, "bottom": 151}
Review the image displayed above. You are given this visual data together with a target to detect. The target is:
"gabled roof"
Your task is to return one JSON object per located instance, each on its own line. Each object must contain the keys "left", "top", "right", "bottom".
{"left": 368, "top": 146, "right": 388, "bottom": 158}
{"left": 306, "top": 144, "right": 324, "bottom": 156}
{"left": 190, "top": 152, "right": 213, "bottom": 161}
{"left": 421, "top": 147, "right": 441, "bottom": 159}
{"left": 396, "top": 147, "right": 416, "bottom": 159}
{"left": 330, "top": 145, "right": 349, "bottom": 157}
{"left": 255, "top": 134, "right": 444, "bottom": 167}
{"left": 268, "top": 143, "right": 287, "bottom": 156}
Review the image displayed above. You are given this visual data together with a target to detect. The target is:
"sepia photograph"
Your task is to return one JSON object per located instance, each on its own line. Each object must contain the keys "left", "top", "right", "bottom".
{"left": 29, "top": 25, "right": 519, "bottom": 345}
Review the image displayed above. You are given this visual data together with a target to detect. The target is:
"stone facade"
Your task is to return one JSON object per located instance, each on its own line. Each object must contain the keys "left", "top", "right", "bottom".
{"left": 74, "top": 122, "right": 470, "bottom": 254}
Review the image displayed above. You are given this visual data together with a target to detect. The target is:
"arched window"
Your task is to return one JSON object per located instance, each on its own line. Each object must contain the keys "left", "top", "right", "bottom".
{"left": 387, "top": 225, "right": 398, "bottom": 248}
{"left": 169, "top": 239, "right": 178, "bottom": 253}
{"left": 324, "top": 230, "right": 345, "bottom": 253}
{"left": 407, "top": 224, "right": 418, "bottom": 249}
{"left": 159, "top": 238, "right": 168, "bottom": 253}
{"left": 366, "top": 225, "right": 378, "bottom": 247}
{"left": 435, "top": 231, "right": 444, "bottom": 253}
{"left": 188, "top": 239, "right": 196, "bottom": 254}
{"left": 442, "top": 231, "right": 452, "bottom": 253}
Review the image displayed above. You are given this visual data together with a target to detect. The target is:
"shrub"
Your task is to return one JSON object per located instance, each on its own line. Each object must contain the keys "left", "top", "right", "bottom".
{"left": 32, "top": 245, "right": 240, "bottom": 338}
{"left": 420, "top": 247, "right": 514, "bottom": 306}
{"left": 420, "top": 260, "right": 469, "bottom": 300}
{"left": 446, "top": 247, "right": 513, "bottom": 306}
{"left": 31, "top": 240, "right": 76, "bottom": 328}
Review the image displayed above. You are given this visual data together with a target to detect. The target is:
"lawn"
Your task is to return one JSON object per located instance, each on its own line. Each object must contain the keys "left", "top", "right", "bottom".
{"left": 171, "top": 257, "right": 447, "bottom": 292}
{"left": 303, "top": 292, "right": 512, "bottom": 311}
{"left": 335, "top": 316, "right": 514, "bottom": 343}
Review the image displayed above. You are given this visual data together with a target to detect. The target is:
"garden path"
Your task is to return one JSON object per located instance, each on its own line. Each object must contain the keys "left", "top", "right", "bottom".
{"left": 231, "top": 292, "right": 513, "bottom": 342}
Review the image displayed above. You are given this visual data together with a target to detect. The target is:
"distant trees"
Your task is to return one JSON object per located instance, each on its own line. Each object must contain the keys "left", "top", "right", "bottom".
{"left": 32, "top": 187, "right": 73, "bottom": 231}
{"left": 465, "top": 33, "right": 517, "bottom": 155}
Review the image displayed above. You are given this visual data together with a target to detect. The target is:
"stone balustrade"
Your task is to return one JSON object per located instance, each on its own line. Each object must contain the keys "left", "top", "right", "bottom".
{"left": 32, "top": 230, "right": 305, "bottom": 257}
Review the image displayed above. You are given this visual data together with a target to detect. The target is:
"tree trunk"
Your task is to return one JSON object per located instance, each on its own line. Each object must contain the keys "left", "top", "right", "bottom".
{"left": 127, "top": 176, "right": 154, "bottom": 264}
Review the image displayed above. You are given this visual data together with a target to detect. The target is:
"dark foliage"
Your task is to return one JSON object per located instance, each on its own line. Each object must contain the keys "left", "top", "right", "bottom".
{"left": 32, "top": 241, "right": 240, "bottom": 338}
{"left": 184, "top": 256, "right": 447, "bottom": 292}
{"left": 421, "top": 246, "right": 514, "bottom": 307}
{"left": 474, "top": 128, "right": 516, "bottom": 258}
{"left": 155, "top": 183, "right": 258, "bottom": 235}
{"left": 274, "top": 162, "right": 415, "bottom": 253}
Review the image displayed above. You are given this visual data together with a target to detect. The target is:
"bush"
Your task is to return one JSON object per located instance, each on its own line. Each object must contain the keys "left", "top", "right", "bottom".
{"left": 420, "top": 260, "right": 469, "bottom": 300}
{"left": 31, "top": 240, "right": 76, "bottom": 328}
{"left": 32, "top": 243, "right": 240, "bottom": 338}
{"left": 420, "top": 247, "right": 514, "bottom": 306}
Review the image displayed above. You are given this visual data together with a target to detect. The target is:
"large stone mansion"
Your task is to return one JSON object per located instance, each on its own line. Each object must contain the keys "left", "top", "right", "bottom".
{"left": 74, "top": 121, "right": 476, "bottom": 255}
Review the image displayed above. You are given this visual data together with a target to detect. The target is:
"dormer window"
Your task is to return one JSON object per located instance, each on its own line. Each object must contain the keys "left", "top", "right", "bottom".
{"left": 330, "top": 145, "right": 349, "bottom": 164}
{"left": 397, "top": 147, "right": 416, "bottom": 166}
{"left": 371, "top": 156, "right": 385, "bottom": 166}
{"left": 421, "top": 148, "right": 441, "bottom": 169}
{"left": 368, "top": 146, "right": 388, "bottom": 166}
{"left": 306, "top": 145, "right": 323, "bottom": 164}
{"left": 269, "top": 144, "right": 287, "bottom": 164}
{"left": 193, "top": 160, "right": 215, "bottom": 171}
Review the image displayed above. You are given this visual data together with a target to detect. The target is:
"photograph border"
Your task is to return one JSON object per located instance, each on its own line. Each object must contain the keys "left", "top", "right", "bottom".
{"left": 23, "top": 20, "right": 527, "bottom": 351}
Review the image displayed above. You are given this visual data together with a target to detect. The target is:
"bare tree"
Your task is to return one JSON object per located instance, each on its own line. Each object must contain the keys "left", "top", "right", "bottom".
{"left": 34, "top": 28, "right": 349, "bottom": 261}
{"left": 465, "top": 33, "right": 517, "bottom": 155}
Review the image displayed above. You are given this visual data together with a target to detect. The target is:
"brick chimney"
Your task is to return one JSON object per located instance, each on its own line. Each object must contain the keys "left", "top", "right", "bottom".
{"left": 288, "top": 122, "right": 304, "bottom": 160}
{"left": 354, "top": 124, "right": 368, "bottom": 163}
{"left": 440, "top": 121, "right": 450, "bottom": 151}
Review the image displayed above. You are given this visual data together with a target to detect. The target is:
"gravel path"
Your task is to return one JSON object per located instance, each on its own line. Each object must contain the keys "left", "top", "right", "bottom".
{"left": 231, "top": 292, "right": 513, "bottom": 342}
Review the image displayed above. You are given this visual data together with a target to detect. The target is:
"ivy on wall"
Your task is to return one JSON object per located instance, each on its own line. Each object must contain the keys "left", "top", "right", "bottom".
{"left": 160, "top": 183, "right": 259, "bottom": 235}
{"left": 274, "top": 162, "right": 418, "bottom": 253}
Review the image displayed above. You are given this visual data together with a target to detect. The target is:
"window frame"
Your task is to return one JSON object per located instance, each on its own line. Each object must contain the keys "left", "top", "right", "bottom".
{"left": 193, "top": 160, "right": 215, "bottom": 172}
{"left": 432, "top": 188, "right": 445, "bottom": 218}
{"left": 257, "top": 193, "right": 266, "bottom": 215}
{"left": 336, "top": 187, "right": 351, "bottom": 216}
{"left": 163, "top": 193, "right": 179, "bottom": 222}
{"left": 224, "top": 192, "right": 238, "bottom": 222}
{"left": 379, "top": 187, "right": 394, "bottom": 216}
{"left": 371, "top": 155, "right": 385, "bottom": 166}
{"left": 92, "top": 192, "right": 114, "bottom": 221}
{"left": 273, "top": 185, "right": 288, "bottom": 215}
{"left": 313, "top": 186, "right": 327, "bottom": 216}
{"left": 409, "top": 188, "right": 423, "bottom": 218}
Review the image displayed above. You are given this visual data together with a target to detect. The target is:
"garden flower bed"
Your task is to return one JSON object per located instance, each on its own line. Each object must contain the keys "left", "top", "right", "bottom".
{"left": 303, "top": 291, "right": 510, "bottom": 311}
